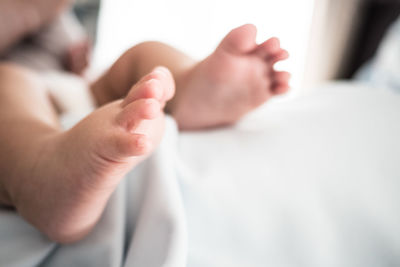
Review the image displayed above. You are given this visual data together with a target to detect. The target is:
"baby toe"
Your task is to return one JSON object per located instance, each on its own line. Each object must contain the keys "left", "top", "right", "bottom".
{"left": 273, "top": 71, "right": 291, "bottom": 83}
{"left": 122, "top": 78, "right": 163, "bottom": 107}
{"left": 272, "top": 84, "right": 290, "bottom": 95}
{"left": 255, "top": 37, "right": 280, "bottom": 58}
{"left": 268, "top": 49, "right": 289, "bottom": 64}
{"left": 151, "top": 66, "right": 175, "bottom": 102}
{"left": 271, "top": 71, "right": 291, "bottom": 95}
{"left": 134, "top": 66, "right": 175, "bottom": 104}
{"left": 117, "top": 99, "right": 161, "bottom": 131}
{"left": 114, "top": 132, "right": 152, "bottom": 158}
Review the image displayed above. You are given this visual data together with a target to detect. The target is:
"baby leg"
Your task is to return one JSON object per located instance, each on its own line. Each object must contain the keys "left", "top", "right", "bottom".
{"left": 0, "top": 63, "right": 60, "bottom": 205}
{"left": 90, "top": 25, "right": 289, "bottom": 130}
{"left": 0, "top": 63, "right": 174, "bottom": 243}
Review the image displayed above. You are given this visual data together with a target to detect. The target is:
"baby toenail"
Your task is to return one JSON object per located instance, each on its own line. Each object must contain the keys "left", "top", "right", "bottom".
{"left": 144, "top": 79, "right": 161, "bottom": 97}
{"left": 146, "top": 78, "right": 158, "bottom": 85}
{"left": 146, "top": 78, "right": 162, "bottom": 88}
{"left": 153, "top": 66, "right": 169, "bottom": 76}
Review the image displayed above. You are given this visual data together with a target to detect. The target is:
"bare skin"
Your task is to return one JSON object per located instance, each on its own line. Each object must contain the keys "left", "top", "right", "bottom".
{"left": 0, "top": 0, "right": 72, "bottom": 54}
{"left": 92, "top": 24, "right": 290, "bottom": 130}
{"left": 0, "top": 64, "right": 174, "bottom": 243}
{"left": 0, "top": 22, "right": 289, "bottom": 243}
{"left": 64, "top": 38, "right": 91, "bottom": 75}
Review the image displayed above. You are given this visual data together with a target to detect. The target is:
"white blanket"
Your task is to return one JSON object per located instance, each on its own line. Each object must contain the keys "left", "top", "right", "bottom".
{"left": 1, "top": 82, "right": 399, "bottom": 266}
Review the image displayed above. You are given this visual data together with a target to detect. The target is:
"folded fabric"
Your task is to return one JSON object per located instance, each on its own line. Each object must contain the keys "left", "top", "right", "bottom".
{"left": 1, "top": 82, "right": 399, "bottom": 267}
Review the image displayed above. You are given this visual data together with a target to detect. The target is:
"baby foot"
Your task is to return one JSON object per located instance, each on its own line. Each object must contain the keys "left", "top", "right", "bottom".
{"left": 66, "top": 66, "right": 174, "bottom": 185}
{"left": 170, "top": 24, "right": 290, "bottom": 130}
{"left": 15, "top": 67, "right": 175, "bottom": 243}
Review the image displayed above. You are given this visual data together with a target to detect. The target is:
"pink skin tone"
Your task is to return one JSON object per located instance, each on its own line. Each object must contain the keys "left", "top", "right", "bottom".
{"left": 170, "top": 24, "right": 290, "bottom": 129}
{"left": 64, "top": 38, "right": 91, "bottom": 75}
{"left": 0, "top": 0, "right": 73, "bottom": 53}
{"left": 0, "top": 65, "right": 174, "bottom": 243}
{"left": 0, "top": 24, "right": 289, "bottom": 243}
{"left": 92, "top": 24, "right": 290, "bottom": 130}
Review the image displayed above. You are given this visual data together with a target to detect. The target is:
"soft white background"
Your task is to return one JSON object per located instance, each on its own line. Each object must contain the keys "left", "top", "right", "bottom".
{"left": 93, "top": 0, "right": 315, "bottom": 90}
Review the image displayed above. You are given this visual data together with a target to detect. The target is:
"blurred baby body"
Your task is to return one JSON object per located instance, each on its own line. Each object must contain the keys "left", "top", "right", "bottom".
{"left": 3, "top": 11, "right": 95, "bottom": 114}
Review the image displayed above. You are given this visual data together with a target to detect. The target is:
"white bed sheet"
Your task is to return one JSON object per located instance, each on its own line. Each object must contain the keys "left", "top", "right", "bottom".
{"left": 1, "top": 82, "right": 399, "bottom": 267}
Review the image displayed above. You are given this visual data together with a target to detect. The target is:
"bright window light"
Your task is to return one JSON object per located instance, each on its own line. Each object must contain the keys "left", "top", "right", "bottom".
{"left": 94, "top": 0, "right": 315, "bottom": 90}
